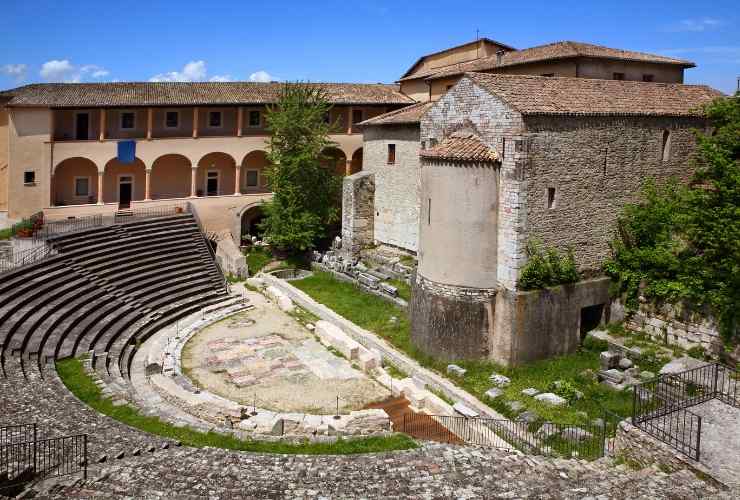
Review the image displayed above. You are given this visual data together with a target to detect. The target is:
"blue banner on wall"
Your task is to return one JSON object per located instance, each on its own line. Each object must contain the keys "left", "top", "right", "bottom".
{"left": 117, "top": 140, "right": 136, "bottom": 164}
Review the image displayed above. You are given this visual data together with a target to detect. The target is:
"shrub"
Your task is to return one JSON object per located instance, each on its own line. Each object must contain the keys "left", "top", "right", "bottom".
{"left": 518, "top": 240, "right": 579, "bottom": 290}
{"left": 548, "top": 379, "right": 581, "bottom": 403}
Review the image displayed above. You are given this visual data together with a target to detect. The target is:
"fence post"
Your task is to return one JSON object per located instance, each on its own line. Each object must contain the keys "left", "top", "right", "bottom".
{"left": 631, "top": 386, "right": 637, "bottom": 424}
{"left": 402, "top": 413, "right": 406, "bottom": 434}
{"left": 83, "top": 435, "right": 88, "bottom": 480}
{"left": 695, "top": 416, "right": 702, "bottom": 462}
{"left": 712, "top": 363, "right": 719, "bottom": 397}
{"left": 33, "top": 423, "right": 37, "bottom": 473}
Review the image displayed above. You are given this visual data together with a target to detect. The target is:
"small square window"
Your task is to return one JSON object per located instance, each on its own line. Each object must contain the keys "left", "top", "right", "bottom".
{"left": 547, "top": 187, "right": 556, "bottom": 209}
{"left": 246, "top": 170, "right": 259, "bottom": 187}
{"left": 540, "top": 73, "right": 555, "bottom": 77}
{"left": 612, "top": 72, "right": 625, "bottom": 81}
{"left": 387, "top": 144, "right": 396, "bottom": 165}
{"left": 323, "top": 111, "right": 331, "bottom": 124}
{"left": 642, "top": 74, "right": 654, "bottom": 82}
{"left": 352, "top": 109, "right": 364, "bottom": 124}
{"left": 165, "top": 111, "right": 179, "bottom": 128}
{"left": 208, "top": 111, "right": 222, "bottom": 128}
{"left": 23, "top": 171, "right": 36, "bottom": 185}
{"left": 120, "top": 111, "right": 136, "bottom": 130}
{"left": 74, "top": 177, "right": 90, "bottom": 196}
{"left": 248, "top": 110, "right": 261, "bottom": 128}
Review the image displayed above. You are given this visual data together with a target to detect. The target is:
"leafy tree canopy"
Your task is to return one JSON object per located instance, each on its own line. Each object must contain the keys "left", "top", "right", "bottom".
{"left": 259, "top": 84, "right": 343, "bottom": 252}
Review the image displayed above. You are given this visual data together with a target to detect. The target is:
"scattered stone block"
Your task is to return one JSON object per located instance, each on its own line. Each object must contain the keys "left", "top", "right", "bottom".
{"left": 534, "top": 393, "right": 567, "bottom": 406}
{"left": 601, "top": 379, "right": 626, "bottom": 392}
{"left": 559, "top": 427, "right": 593, "bottom": 443}
{"left": 521, "top": 388, "right": 539, "bottom": 397}
{"left": 484, "top": 388, "right": 503, "bottom": 400}
{"left": 659, "top": 357, "right": 707, "bottom": 376}
{"left": 639, "top": 370, "right": 656, "bottom": 381}
{"left": 602, "top": 369, "right": 625, "bottom": 383}
{"left": 114, "top": 451, "right": 125, "bottom": 460}
{"left": 315, "top": 321, "right": 361, "bottom": 360}
{"left": 452, "top": 402, "right": 478, "bottom": 418}
{"left": 358, "top": 272, "right": 380, "bottom": 289}
{"left": 536, "top": 423, "right": 559, "bottom": 439}
{"left": 446, "top": 364, "right": 466, "bottom": 377}
{"left": 505, "top": 400, "right": 525, "bottom": 413}
{"left": 357, "top": 349, "right": 380, "bottom": 372}
{"left": 517, "top": 410, "right": 539, "bottom": 424}
{"left": 489, "top": 373, "right": 510, "bottom": 387}
{"left": 600, "top": 351, "right": 620, "bottom": 370}
{"left": 344, "top": 409, "right": 390, "bottom": 434}
{"left": 380, "top": 283, "right": 398, "bottom": 297}
{"left": 618, "top": 357, "right": 634, "bottom": 370}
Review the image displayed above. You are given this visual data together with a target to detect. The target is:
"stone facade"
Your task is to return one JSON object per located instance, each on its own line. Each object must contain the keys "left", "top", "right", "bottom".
{"left": 340, "top": 171, "right": 375, "bottom": 257}
{"left": 362, "top": 125, "right": 421, "bottom": 252}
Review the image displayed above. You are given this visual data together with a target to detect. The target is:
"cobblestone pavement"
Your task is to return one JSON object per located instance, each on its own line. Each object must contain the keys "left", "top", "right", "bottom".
{"left": 691, "top": 399, "right": 740, "bottom": 489}
{"left": 33, "top": 443, "right": 734, "bottom": 500}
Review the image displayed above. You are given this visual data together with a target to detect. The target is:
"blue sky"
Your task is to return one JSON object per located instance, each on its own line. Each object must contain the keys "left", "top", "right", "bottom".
{"left": 1, "top": 0, "right": 738, "bottom": 93}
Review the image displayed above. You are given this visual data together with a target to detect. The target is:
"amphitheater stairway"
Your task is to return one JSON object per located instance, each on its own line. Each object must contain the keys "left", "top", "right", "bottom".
{"left": 0, "top": 212, "right": 229, "bottom": 380}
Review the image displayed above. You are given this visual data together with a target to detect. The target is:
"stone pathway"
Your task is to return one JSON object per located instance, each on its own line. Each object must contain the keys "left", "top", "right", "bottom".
{"left": 691, "top": 399, "right": 740, "bottom": 489}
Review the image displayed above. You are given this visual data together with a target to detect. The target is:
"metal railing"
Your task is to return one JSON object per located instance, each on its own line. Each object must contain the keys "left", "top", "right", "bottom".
{"left": 40, "top": 214, "right": 105, "bottom": 238}
{"left": 0, "top": 431, "right": 87, "bottom": 494}
{"left": 631, "top": 362, "right": 739, "bottom": 461}
{"left": 113, "top": 203, "right": 190, "bottom": 224}
{"left": 0, "top": 241, "right": 57, "bottom": 274}
{"left": 0, "top": 424, "right": 37, "bottom": 446}
{"left": 400, "top": 410, "right": 620, "bottom": 460}
{"left": 1, "top": 211, "right": 44, "bottom": 240}
{"left": 188, "top": 201, "right": 228, "bottom": 292}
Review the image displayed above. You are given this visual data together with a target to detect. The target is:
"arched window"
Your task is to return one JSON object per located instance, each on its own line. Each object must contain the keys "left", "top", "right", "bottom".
{"left": 661, "top": 130, "right": 671, "bottom": 162}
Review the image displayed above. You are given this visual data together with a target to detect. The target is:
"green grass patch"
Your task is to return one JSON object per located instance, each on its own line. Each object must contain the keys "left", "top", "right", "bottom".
{"left": 245, "top": 247, "right": 274, "bottom": 275}
{"left": 56, "top": 357, "right": 417, "bottom": 455}
{"left": 387, "top": 279, "right": 411, "bottom": 302}
{"left": 383, "top": 363, "right": 408, "bottom": 380}
{"left": 292, "top": 271, "right": 635, "bottom": 423}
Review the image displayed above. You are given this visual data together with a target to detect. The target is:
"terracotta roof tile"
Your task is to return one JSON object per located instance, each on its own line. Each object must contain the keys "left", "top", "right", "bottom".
{"left": 400, "top": 41, "right": 695, "bottom": 82}
{"left": 358, "top": 101, "right": 434, "bottom": 126}
{"left": 465, "top": 73, "right": 723, "bottom": 116}
{"left": 420, "top": 135, "right": 499, "bottom": 162}
{"left": 0, "top": 82, "right": 414, "bottom": 107}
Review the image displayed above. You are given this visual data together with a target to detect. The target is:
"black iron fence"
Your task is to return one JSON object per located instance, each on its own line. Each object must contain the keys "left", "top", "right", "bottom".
{"left": 0, "top": 429, "right": 87, "bottom": 494}
{"left": 0, "top": 242, "right": 56, "bottom": 274}
{"left": 1, "top": 211, "right": 44, "bottom": 240}
{"left": 400, "top": 409, "right": 620, "bottom": 460}
{"left": 40, "top": 214, "right": 105, "bottom": 238}
{"left": 0, "top": 424, "right": 37, "bottom": 446}
{"left": 631, "top": 362, "right": 739, "bottom": 461}
{"left": 114, "top": 203, "right": 190, "bottom": 223}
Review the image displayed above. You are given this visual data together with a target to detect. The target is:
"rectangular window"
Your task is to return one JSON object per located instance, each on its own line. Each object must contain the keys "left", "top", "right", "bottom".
{"left": 612, "top": 72, "right": 625, "bottom": 81}
{"left": 23, "top": 171, "right": 35, "bottom": 185}
{"left": 248, "top": 110, "right": 261, "bottom": 128}
{"left": 427, "top": 198, "right": 431, "bottom": 225}
{"left": 387, "top": 144, "right": 396, "bottom": 165}
{"left": 165, "top": 111, "right": 179, "bottom": 129}
{"left": 323, "top": 111, "right": 331, "bottom": 124}
{"left": 540, "top": 73, "right": 555, "bottom": 77}
{"left": 74, "top": 177, "right": 90, "bottom": 196}
{"left": 208, "top": 111, "right": 222, "bottom": 128}
{"left": 352, "top": 109, "right": 364, "bottom": 124}
{"left": 120, "top": 111, "right": 136, "bottom": 130}
{"left": 642, "top": 74, "right": 654, "bottom": 82}
{"left": 547, "top": 187, "right": 556, "bottom": 209}
{"left": 246, "top": 170, "right": 259, "bottom": 187}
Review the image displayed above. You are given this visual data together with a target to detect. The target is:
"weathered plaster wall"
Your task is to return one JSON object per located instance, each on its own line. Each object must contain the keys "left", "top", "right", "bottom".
{"left": 8, "top": 108, "right": 51, "bottom": 219}
{"left": 362, "top": 125, "right": 420, "bottom": 252}
{"left": 523, "top": 115, "right": 705, "bottom": 275}
{"left": 0, "top": 109, "right": 9, "bottom": 211}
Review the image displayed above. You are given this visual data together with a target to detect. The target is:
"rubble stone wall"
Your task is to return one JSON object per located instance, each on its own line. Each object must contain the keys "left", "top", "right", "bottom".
{"left": 341, "top": 171, "right": 375, "bottom": 258}
{"left": 362, "top": 125, "right": 421, "bottom": 252}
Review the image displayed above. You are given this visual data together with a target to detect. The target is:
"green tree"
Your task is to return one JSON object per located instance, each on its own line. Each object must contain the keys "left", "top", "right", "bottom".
{"left": 259, "top": 84, "right": 343, "bottom": 252}
{"left": 604, "top": 94, "right": 739, "bottom": 342}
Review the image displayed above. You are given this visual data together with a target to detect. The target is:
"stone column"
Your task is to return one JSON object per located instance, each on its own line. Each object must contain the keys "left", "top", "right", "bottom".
{"left": 97, "top": 171, "right": 104, "bottom": 205}
{"left": 99, "top": 109, "right": 106, "bottom": 141}
{"left": 190, "top": 166, "right": 197, "bottom": 197}
{"left": 237, "top": 107, "right": 243, "bottom": 137}
{"left": 345, "top": 159, "right": 352, "bottom": 176}
{"left": 234, "top": 164, "right": 241, "bottom": 195}
{"left": 341, "top": 171, "right": 375, "bottom": 259}
{"left": 346, "top": 106, "right": 353, "bottom": 134}
{"left": 146, "top": 108, "right": 153, "bottom": 140}
{"left": 192, "top": 108, "right": 199, "bottom": 138}
{"left": 144, "top": 168, "right": 152, "bottom": 200}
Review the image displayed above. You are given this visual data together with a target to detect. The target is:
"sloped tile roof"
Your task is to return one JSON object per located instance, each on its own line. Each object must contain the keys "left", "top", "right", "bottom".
{"left": 420, "top": 135, "right": 499, "bottom": 162}
{"left": 400, "top": 41, "right": 695, "bottom": 82}
{"left": 358, "top": 101, "right": 434, "bottom": 126}
{"left": 465, "top": 73, "right": 723, "bottom": 117}
{"left": 0, "top": 82, "right": 415, "bottom": 107}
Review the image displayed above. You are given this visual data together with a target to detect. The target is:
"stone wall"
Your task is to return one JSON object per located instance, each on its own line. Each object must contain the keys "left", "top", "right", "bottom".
{"left": 215, "top": 234, "right": 248, "bottom": 279}
{"left": 341, "top": 171, "right": 375, "bottom": 258}
{"left": 523, "top": 115, "right": 706, "bottom": 275}
{"left": 617, "top": 300, "right": 722, "bottom": 354}
{"left": 420, "top": 77, "right": 528, "bottom": 290}
{"left": 362, "top": 125, "right": 421, "bottom": 252}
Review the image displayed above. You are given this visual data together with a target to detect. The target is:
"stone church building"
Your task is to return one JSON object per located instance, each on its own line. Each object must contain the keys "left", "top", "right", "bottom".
{"left": 343, "top": 73, "right": 721, "bottom": 365}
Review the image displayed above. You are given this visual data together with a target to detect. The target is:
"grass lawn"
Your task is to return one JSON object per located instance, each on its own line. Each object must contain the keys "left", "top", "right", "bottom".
{"left": 56, "top": 357, "right": 417, "bottom": 455}
{"left": 245, "top": 247, "right": 311, "bottom": 276}
{"left": 292, "top": 271, "right": 637, "bottom": 424}
{"left": 245, "top": 247, "right": 274, "bottom": 275}
{"left": 387, "top": 279, "right": 411, "bottom": 302}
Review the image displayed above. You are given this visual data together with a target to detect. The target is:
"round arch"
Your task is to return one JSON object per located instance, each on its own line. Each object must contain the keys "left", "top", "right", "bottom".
{"left": 240, "top": 150, "right": 270, "bottom": 193}
{"left": 350, "top": 147, "right": 363, "bottom": 175}
{"left": 103, "top": 157, "right": 146, "bottom": 206}
{"left": 237, "top": 201, "right": 267, "bottom": 244}
{"left": 53, "top": 157, "right": 98, "bottom": 206}
{"left": 322, "top": 147, "right": 347, "bottom": 176}
{"left": 196, "top": 152, "right": 236, "bottom": 197}
{"left": 150, "top": 154, "right": 192, "bottom": 200}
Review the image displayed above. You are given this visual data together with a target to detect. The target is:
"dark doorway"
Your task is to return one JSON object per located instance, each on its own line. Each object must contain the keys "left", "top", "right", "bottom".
{"left": 240, "top": 206, "right": 265, "bottom": 243}
{"left": 119, "top": 180, "right": 133, "bottom": 208}
{"left": 75, "top": 113, "right": 89, "bottom": 140}
{"left": 206, "top": 172, "right": 219, "bottom": 196}
{"left": 580, "top": 304, "right": 605, "bottom": 340}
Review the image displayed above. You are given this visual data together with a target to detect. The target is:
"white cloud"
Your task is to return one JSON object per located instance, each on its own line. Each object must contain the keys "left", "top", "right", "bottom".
{"left": 249, "top": 70, "right": 275, "bottom": 83}
{"left": 1, "top": 63, "right": 27, "bottom": 82}
{"left": 149, "top": 60, "right": 208, "bottom": 82}
{"left": 39, "top": 60, "right": 109, "bottom": 82}
{"left": 209, "top": 74, "right": 232, "bottom": 82}
{"left": 667, "top": 18, "right": 723, "bottom": 32}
